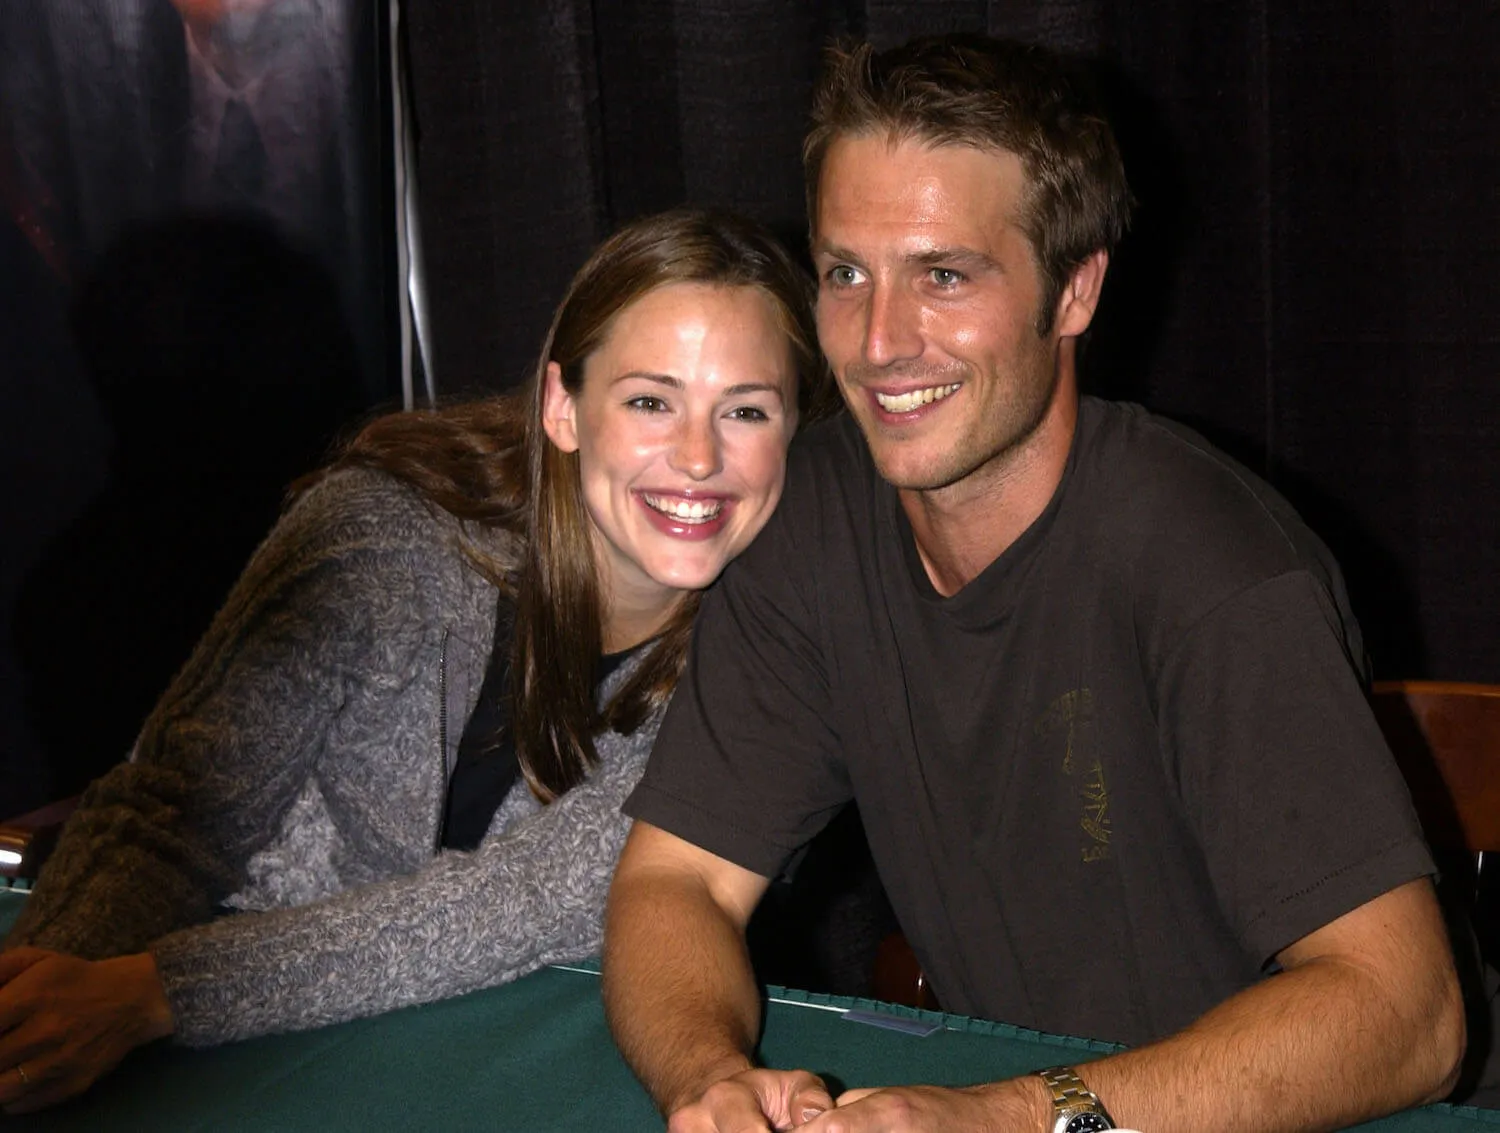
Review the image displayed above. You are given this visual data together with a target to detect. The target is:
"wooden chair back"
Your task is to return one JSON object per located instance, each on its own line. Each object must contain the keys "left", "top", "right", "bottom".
{"left": 871, "top": 931, "right": 941, "bottom": 1011}
{"left": 0, "top": 796, "right": 79, "bottom": 882}
{"left": 1371, "top": 681, "right": 1500, "bottom": 856}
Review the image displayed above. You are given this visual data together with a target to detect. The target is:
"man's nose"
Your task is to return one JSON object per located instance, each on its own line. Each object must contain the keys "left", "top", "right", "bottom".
{"left": 863, "top": 284, "right": 923, "bottom": 367}
{"left": 668, "top": 415, "right": 722, "bottom": 480}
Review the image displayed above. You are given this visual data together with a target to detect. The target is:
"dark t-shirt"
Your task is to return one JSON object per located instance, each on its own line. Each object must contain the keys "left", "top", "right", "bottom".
{"left": 626, "top": 398, "right": 1433, "bottom": 1046}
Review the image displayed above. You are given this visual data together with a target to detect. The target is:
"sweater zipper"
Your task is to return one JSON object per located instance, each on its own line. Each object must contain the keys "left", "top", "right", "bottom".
{"left": 434, "top": 626, "right": 450, "bottom": 851}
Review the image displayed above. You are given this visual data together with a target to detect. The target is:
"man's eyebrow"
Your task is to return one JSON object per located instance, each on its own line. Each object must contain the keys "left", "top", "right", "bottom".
{"left": 809, "top": 242, "right": 1002, "bottom": 274}
{"left": 611, "top": 372, "right": 786, "bottom": 401}
{"left": 909, "top": 247, "right": 1003, "bottom": 273}
{"left": 810, "top": 240, "right": 862, "bottom": 263}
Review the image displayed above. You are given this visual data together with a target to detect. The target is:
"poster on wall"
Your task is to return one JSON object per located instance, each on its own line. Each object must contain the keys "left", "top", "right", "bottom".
{"left": 1, "top": 0, "right": 389, "bottom": 397}
{"left": 0, "top": 0, "right": 394, "bottom": 814}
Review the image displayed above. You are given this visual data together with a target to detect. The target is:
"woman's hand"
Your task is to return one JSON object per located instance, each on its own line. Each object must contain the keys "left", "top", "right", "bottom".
{"left": 0, "top": 948, "right": 175, "bottom": 1114}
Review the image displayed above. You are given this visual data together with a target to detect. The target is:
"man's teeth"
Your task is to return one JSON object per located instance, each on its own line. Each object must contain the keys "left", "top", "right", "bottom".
{"left": 643, "top": 495, "right": 723, "bottom": 522}
{"left": 874, "top": 384, "right": 961, "bottom": 414}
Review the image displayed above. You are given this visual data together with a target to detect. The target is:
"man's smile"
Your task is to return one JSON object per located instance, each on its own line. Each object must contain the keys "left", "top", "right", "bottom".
{"left": 872, "top": 383, "right": 962, "bottom": 415}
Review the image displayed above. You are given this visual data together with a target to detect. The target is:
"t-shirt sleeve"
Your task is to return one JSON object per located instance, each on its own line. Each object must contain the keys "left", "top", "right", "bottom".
{"left": 1159, "top": 569, "right": 1434, "bottom": 965}
{"left": 624, "top": 492, "right": 852, "bottom": 878}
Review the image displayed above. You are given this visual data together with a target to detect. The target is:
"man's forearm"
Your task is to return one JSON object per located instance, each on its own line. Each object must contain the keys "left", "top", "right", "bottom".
{"left": 1079, "top": 883, "right": 1464, "bottom": 1133}
{"left": 602, "top": 866, "right": 763, "bottom": 1114}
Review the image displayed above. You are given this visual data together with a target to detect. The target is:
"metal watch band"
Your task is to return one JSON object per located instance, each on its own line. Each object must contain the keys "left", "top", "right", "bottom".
{"left": 1035, "top": 1065, "right": 1114, "bottom": 1128}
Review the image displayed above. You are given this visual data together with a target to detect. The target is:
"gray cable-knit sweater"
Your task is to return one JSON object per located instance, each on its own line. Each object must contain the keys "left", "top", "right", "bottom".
{"left": 5, "top": 467, "right": 660, "bottom": 1046}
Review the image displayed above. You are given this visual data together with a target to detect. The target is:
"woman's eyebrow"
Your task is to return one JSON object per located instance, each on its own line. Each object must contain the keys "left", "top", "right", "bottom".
{"left": 725, "top": 382, "right": 786, "bottom": 401}
{"left": 612, "top": 372, "right": 786, "bottom": 400}
{"left": 612, "top": 371, "right": 683, "bottom": 388}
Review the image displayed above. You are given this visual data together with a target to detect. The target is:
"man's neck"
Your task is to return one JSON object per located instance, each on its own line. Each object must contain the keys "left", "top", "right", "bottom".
{"left": 900, "top": 374, "right": 1079, "bottom": 598}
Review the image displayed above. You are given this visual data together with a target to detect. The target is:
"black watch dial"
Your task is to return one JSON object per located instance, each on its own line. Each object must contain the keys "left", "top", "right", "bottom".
{"left": 1064, "top": 1116, "right": 1113, "bottom": 1132}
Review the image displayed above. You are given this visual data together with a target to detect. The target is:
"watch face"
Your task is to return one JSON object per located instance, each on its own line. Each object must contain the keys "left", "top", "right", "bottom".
{"left": 1064, "top": 1116, "right": 1113, "bottom": 1132}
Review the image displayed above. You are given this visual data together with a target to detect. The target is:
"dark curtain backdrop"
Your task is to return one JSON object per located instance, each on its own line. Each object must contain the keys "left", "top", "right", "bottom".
{"left": 0, "top": 0, "right": 391, "bottom": 815}
{"left": 2, "top": 1, "right": 1491, "bottom": 819}
{"left": 406, "top": 0, "right": 1499, "bottom": 688}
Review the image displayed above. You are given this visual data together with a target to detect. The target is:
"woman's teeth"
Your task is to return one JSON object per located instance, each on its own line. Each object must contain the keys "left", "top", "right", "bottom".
{"left": 643, "top": 495, "right": 723, "bottom": 523}
{"left": 874, "top": 383, "right": 961, "bottom": 414}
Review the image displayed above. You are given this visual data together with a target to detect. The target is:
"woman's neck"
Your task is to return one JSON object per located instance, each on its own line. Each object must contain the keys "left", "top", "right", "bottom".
{"left": 601, "top": 592, "right": 682, "bottom": 654}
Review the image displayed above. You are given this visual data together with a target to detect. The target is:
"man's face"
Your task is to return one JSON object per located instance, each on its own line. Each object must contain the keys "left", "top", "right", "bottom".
{"left": 812, "top": 133, "right": 1073, "bottom": 494}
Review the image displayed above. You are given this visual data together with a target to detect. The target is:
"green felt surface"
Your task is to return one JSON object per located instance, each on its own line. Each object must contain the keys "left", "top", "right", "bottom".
{"left": 3, "top": 889, "right": 1499, "bottom": 1131}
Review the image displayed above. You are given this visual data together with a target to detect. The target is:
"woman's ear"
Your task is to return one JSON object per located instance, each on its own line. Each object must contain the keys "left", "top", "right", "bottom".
{"left": 540, "top": 361, "right": 580, "bottom": 453}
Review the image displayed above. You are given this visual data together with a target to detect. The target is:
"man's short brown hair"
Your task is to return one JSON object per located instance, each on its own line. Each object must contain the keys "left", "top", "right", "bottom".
{"left": 804, "top": 35, "right": 1133, "bottom": 332}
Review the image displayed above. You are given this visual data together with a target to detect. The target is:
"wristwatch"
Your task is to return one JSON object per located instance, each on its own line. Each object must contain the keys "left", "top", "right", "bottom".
{"left": 1034, "top": 1066, "right": 1115, "bottom": 1132}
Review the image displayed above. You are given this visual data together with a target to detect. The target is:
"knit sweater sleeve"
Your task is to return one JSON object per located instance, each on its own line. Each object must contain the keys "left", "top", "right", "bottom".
{"left": 150, "top": 714, "right": 658, "bottom": 1046}
{"left": 3, "top": 469, "right": 466, "bottom": 962}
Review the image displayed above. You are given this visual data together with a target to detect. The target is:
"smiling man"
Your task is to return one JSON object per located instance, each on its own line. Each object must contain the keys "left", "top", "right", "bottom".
{"left": 602, "top": 35, "right": 1469, "bottom": 1133}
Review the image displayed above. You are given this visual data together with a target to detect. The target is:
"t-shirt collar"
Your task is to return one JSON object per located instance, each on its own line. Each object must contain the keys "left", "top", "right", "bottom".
{"left": 885, "top": 399, "right": 1094, "bottom": 627}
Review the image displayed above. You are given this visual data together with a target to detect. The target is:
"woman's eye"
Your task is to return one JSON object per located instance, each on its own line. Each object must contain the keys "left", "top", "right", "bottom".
{"left": 930, "top": 268, "right": 964, "bottom": 288}
{"left": 727, "top": 405, "right": 770, "bottom": 423}
{"left": 625, "top": 395, "right": 668, "bottom": 413}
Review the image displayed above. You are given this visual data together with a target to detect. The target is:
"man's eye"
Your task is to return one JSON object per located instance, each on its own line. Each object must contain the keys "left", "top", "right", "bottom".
{"left": 930, "top": 268, "right": 964, "bottom": 287}
{"left": 826, "top": 265, "right": 861, "bottom": 287}
{"left": 625, "top": 396, "right": 668, "bottom": 413}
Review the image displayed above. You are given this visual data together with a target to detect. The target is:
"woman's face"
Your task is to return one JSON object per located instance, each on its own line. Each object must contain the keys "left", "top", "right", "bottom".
{"left": 543, "top": 282, "right": 798, "bottom": 642}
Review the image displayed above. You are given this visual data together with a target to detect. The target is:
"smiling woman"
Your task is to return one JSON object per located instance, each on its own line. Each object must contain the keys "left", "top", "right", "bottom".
{"left": 543, "top": 282, "right": 797, "bottom": 645}
{"left": 0, "top": 208, "right": 826, "bottom": 1113}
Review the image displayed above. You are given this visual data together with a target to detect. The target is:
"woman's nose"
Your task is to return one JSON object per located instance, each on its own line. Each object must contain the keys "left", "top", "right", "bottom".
{"left": 668, "top": 416, "right": 722, "bottom": 480}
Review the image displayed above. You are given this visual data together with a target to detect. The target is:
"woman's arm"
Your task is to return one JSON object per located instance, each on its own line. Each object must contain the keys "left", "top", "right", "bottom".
{"left": 0, "top": 468, "right": 517, "bottom": 1108}
{"left": 0, "top": 730, "right": 651, "bottom": 1110}
{"left": 5, "top": 469, "right": 462, "bottom": 959}
{"left": 151, "top": 716, "right": 658, "bottom": 1045}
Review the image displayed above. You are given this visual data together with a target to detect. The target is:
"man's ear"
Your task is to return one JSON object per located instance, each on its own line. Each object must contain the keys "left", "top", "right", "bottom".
{"left": 1053, "top": 249, "right": 1109, "bottom": 339}
{"left": 540, "top": 361, "right": 580, "bottom": 454}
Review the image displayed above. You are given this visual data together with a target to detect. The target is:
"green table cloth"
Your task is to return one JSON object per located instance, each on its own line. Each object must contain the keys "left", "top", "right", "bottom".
{"left": 2, "top": 888, "right": 1496, "bottom": 1131}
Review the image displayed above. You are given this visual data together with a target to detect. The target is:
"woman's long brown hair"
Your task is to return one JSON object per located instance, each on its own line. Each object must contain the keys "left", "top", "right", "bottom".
{"left": 306, "top": 209, "right": 827, "bottom": 802}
